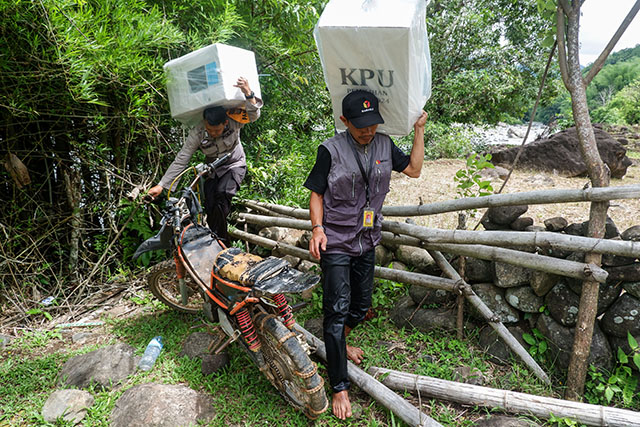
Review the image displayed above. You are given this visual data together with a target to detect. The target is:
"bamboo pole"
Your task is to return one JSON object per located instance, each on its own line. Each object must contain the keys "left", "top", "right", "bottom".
{"left": 237, "top": 213, "right": 609, "bottom": 283}
{"left": 381, "top": 184, "right": 640, "bottom": 216}
{"left": 294, "top": 325, "right": 442, "bottom": 427}
{"left": 426, "top": 249, "right": 550, "bottom": 384}
{"left": 379, "top": 232, "right": 608, "bottom": 284}
{"left": 382, "top": 220, "right": 640, "bottom": 259}
{"left": 240, "top": 202, "right": 640, "bottom": 259}
{"left": 229, "top": 228, "right": 551, "bottom": 385}
{"left": 368, "top": 367, "right": 640, "bottom": 427}
{"left": 373, "top": 261, "right": 550, "bottom": 385}
{"left": 242, "top": 185, "right": 640, "bottom": 218}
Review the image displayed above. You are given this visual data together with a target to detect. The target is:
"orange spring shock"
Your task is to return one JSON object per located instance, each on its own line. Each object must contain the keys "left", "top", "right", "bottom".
{"left": 273, "top": 293, "right": 295, "bottom": 329}
{"left": 235, "top": 308, "right": 261, "bottom": 352}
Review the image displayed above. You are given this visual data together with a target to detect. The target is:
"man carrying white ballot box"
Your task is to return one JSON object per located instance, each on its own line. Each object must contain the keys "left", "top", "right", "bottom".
{"left": 304, "top": 90, "right": 427, "bottom": 420}
{"left": 147, "top": 77, "right": 262, "bottom": 244}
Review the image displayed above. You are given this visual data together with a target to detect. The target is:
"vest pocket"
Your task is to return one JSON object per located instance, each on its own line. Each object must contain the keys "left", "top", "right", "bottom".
{"left": 328, "top": 169, "right": 360, "bottom": 201}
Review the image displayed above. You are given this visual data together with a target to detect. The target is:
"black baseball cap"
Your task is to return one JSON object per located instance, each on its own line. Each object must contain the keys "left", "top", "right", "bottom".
{"left": 342, "top": 90, "right": 384, "bottom": 129}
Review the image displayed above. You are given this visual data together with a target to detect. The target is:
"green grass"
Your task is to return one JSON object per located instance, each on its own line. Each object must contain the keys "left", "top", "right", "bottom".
{"left": 1, "top": 285, "right": 636, "bottom": 426}
{"left": 626, "top": 149, "right": 640, "bottom": 159}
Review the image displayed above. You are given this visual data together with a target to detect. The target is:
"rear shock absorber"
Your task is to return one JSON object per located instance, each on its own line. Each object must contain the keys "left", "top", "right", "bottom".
{"left": 235, "top": 308, "right": 261, "bottom": 352}
{"left": 273, "top": 293, "right": 295, "bottom": 329}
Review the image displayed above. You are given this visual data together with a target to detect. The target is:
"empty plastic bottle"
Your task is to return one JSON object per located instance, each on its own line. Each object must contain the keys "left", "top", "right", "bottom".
{"left": 138, "top": 336, "right": 163, "bottom": 371}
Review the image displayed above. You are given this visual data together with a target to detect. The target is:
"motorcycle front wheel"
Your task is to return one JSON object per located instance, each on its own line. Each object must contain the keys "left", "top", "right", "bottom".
{"left": 147, "top": 259, "right": 203, "bottom": 313}
{"left": 253, "top": 311, "right": 328, "bottom": 419}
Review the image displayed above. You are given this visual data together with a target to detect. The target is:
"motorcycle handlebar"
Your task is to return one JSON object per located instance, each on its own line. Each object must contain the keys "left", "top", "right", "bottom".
{"left": 197, "top": 152, "right": 232, "bottom": 176}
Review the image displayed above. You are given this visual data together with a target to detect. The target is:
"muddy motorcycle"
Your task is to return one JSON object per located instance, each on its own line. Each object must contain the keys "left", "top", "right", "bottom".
{"left": 133, "top": 155, "right": 328, "bottom": 418}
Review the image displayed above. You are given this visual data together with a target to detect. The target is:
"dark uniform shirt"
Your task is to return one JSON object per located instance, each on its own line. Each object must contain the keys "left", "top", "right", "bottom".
{"left": 304, "top": 140, "right": 411, "bottom": 194}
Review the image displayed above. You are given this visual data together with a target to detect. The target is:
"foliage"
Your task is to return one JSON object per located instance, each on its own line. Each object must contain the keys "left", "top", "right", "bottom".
{"left": 585, "top": 333, "right": 640, "bottom": 408}
{"left": 548, "top": 413, "right": 583, "bottom": 427}
{"left": 522, "top": 328, "right": 549, "bottom": 363}
{"left": 0, "top": 0, "right": 558, "bottom": 308}
{"left": 536, "top": 46, "right": 640, "bottom": 126}
{"left": 454, "top": 153, "right": 494, "bottom": 200}
{"left": 426, "top": 0, "right": 555, "bottom": 124}
{"left": 418, "top": 122, "right": 476, "bottom": 159}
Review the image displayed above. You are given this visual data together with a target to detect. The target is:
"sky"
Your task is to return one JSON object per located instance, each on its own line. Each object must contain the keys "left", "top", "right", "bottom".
{"left": 579, "top": 0, "right": 640, "bottom": 66}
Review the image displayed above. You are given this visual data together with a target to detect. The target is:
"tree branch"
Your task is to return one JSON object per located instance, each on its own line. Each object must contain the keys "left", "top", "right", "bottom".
{"left": 558, "top": 0, "right": 572, "bottom": 17}
{"left": 584, "top": 0, "right": 640, "bottom": 85}
{"left": 556, "top": 7, "right": 570, "bottom": 88}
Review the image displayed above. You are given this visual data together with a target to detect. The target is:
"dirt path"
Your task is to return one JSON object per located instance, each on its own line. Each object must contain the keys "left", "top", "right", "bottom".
{"left": 387, "top": 159, "right": 640, "bottom": 232}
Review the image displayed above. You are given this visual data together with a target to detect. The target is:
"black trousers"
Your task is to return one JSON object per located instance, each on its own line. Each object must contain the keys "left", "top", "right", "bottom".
{"left": 203, "top": 170, "right": 242, "bottom": 245}
{"left": 321, "top": 249, "right": 375, "bottom": 393}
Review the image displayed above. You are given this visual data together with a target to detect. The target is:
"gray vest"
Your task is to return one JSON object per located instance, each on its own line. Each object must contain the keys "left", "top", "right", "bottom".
{"left": 322, "top": 132, "right": 392, "bottom": 256}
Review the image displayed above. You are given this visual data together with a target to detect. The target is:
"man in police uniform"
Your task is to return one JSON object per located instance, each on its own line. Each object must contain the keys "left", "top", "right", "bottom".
{"left": 304, "top": 90, "right": 427, "bottom": 419}
{"left": 147, "top": 77, "right": 261, "bottom": 244}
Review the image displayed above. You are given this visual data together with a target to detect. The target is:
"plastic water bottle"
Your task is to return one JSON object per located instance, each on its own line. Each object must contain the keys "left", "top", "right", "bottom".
{"left": 138, "top": 336, "right": 163, "bottom": 371}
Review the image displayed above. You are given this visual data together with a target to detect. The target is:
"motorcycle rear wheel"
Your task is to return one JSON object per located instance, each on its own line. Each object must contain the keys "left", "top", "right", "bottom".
{"left": 253, "top": 311, "right": 328, "bottom": 419}
{"left": 147, "top": 259, "right": 203, "bottom": 313}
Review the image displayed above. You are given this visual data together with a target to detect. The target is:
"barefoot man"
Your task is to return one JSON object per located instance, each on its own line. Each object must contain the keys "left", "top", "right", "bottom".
{"left": 304, "top": 90, "right": 427, "bottom": 419}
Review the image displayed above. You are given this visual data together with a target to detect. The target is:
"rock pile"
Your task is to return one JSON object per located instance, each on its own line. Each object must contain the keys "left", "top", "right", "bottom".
{"left": 42, "top": 333, "right": 226, "bottom": 425}
{"left": 398, "top": 205, "right": 640, "bottom": 375}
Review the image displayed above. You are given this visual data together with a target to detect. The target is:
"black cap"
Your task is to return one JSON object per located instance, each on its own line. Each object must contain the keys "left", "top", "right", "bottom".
{"left": 342, "top": 90, "right": 384, "bottom": 129}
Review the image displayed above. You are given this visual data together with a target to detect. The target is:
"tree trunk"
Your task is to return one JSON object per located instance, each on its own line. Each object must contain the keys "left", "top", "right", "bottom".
{"left": 557, "top": 2, "right": 611, "bottom": 401}
{"left": 63, "top": 167, "right": 83, "bottom": 287}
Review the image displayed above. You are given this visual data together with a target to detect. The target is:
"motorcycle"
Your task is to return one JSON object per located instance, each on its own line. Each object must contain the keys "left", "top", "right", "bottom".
{"left": 133, "top": 155, "right": 328, "bottom": 419}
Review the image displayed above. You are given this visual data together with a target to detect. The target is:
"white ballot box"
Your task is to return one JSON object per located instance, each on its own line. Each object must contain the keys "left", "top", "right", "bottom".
{"left": 164, "top": 43, "right": 261, "bottom": 127}
{"left": 314, "top": 0, "right": 431, "bottom": 136}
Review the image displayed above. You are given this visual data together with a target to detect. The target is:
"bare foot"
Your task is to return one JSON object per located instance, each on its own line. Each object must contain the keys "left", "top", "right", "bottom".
{"left": 346, "top": 344, "right": 364, "bottom": 364}
{"left": 332, "top": 390, "right": 352, "bottom": 420}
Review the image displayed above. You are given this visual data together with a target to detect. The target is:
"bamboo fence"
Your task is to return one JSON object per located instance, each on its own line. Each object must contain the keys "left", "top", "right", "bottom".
{"left": 368, "top": 367, "right": 640, "bottom": 426}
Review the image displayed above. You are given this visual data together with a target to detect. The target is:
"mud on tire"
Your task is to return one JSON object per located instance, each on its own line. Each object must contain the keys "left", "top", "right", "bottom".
{"left": 253, "top": 312, "right": 328, "bottom": 419}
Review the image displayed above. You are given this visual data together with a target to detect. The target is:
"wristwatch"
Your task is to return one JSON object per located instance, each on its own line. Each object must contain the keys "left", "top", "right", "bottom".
{"left": 312, "top": 224, "right": 325, "bottom": 232}
{"left": 245, "top": 91, "right": 255, "bottom": 99}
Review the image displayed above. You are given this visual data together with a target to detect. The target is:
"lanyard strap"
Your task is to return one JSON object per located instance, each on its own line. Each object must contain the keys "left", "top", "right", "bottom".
{"left": 347, "top": 134, "right": 375, "bottom": 207}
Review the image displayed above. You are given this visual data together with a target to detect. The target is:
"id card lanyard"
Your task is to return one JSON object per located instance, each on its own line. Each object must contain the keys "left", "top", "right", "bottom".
{"left": 347, "top": 134, "right": 376, "bottom": 228}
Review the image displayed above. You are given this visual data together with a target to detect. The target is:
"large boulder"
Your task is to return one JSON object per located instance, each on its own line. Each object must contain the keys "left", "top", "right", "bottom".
{"left": 505, "top": 286, "right": 543, "bottom": 313}
{"left": 408, "top": 284, "right": 454, "bottom": 307}
{"left": 42, "top": 389, "right": 94, "bottom": 424}
{"left": 469, "top": 283, "right": 520, "bottom": 324}
{"left": 487, "top": 205, "right": 528, "bottom": 225}
{"left": 536, "top": 314, "right": 613, "bottom": 373}
{"left": 375, "top": 244, "right": 393, "bottom": 267}
{"left": 58, "top": 342, "right": 137, "bottom": 390}
{"left": 492, "top": 262, "right": 531, "bottom": 288}
{"left": 529, "top": 271, "right": 559, "bottom": 297}
{"left": 394, "top": 245, "right": 437, "bottom": 273}
{"left": 490, "top": 126, "right": 632, "bottom": 178}
{"left": 624, "top": 282, "right": 640, "bottom": 299}
{"left": 478, "top": 325, "right": 527, "bottom": 365}
{"left": 258, "top": 226, "right": 302, "bottom": 246}
{"left": 474, "top": 415, "right": 540, "bottom": 427}
{"left": 606, "top": 263, "right": 640, "bottom": 284}
{"left": 601, "top": 294, "right": 640, "bottom": 338}
{"left": 565, "top": 270, "right": 623, "bottom": 315}
{"left": 621, "top": 225, "right": 640, "bottom": 242}
{"left": 452, "top": 257, "right": 492, "bottom": 283}
{"left": 110, "top": 383, "right": 215, "bottom": 427}
{"left": 545, "top": 283, "right": 580, "bottom": 327}
{"left": 389, "top": 295, "right": 457, "bottom": 332}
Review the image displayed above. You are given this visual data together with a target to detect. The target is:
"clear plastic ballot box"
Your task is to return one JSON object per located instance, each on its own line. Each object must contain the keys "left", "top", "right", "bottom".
{"left": 164, "top": 43, "right": 261, "bottom": 127}
{"left": 314, "top": 0, "right": 432, "bottom": 136}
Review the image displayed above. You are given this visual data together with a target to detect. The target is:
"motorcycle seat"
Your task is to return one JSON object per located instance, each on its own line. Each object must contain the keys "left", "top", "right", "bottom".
{"left": 213, "top": 247, "right": 289, "bottom": 287}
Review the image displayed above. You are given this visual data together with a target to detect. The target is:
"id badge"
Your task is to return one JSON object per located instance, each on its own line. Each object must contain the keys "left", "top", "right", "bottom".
{"left": 362, "top": 209, "right": 375, "bottom": 228}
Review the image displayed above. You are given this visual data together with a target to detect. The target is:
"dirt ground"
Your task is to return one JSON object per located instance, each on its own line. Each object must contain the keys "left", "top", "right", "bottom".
{"left": 387, "top": 158, "right": 640, "bottom": 232}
